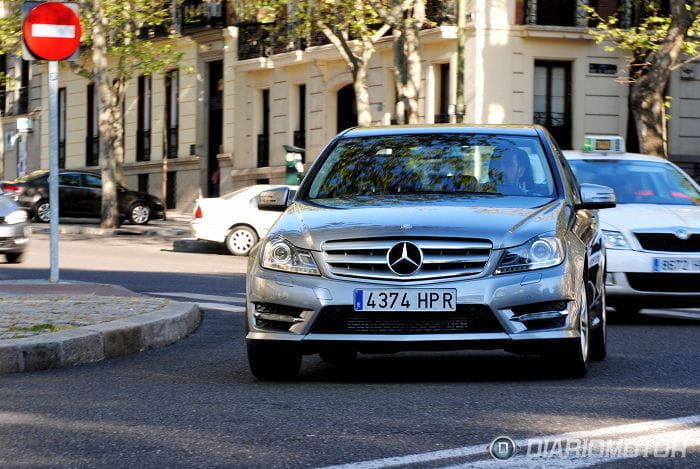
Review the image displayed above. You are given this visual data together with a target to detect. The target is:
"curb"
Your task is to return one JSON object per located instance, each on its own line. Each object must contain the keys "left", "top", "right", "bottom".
{"left": 0, "top": 301, "right": 201, "bottom": 374}
{"left": 31, "top": 225, "right": 189, "bottom": 237}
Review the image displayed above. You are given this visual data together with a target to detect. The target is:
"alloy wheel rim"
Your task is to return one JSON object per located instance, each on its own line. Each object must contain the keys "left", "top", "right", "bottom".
{"left": 580, "top": 287, "right": 589, "bottom": 361}
{"left": 37, "top": 203, "right": 50, "bottom": 221}
{"left": 132, "top": 205, "right": 149, "bottom": 224}
{"left": 230, "top": 230, "right": 254, "bottom": 253}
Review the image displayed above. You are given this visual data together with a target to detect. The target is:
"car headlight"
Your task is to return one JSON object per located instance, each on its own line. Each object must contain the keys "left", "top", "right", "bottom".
{"left": 261, "top": 237, "right": 320, "bottom": 275}
{"left": 495, "top": 235, "right": 565, "bottom": 274}
{"left": 4, "top": 210, "right": 28, "bottom": 225}
{"left": 602, "top": 230, "right": 629, "bottom": 249}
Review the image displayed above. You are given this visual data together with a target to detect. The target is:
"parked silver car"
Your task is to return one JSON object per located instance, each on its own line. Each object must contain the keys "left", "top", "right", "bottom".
{"left": 245, "top": 125, "right": 615, "bottom": 379}
{"left": 0, "top": 194, "right": 30, "bottom": 263}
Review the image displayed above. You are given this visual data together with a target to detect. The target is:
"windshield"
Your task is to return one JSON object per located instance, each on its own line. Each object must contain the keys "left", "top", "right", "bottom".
{"left": 307, "top": 134, "right": 556, "bottom": 199}
{"left": 568, "top": 159, "right": 700, "bottom": 206}
{"left": 15, "top": 171, "right": 48, "bottom": 183}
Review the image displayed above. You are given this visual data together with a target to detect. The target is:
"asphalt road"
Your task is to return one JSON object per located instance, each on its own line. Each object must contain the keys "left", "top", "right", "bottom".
{"left": 0, "top": 230, "right": 697, "bottom": 468}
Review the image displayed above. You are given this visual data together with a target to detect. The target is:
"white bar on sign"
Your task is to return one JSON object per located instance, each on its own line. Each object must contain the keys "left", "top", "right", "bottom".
{"left": 32, "top": 24, "right": 75, "bottom": 38}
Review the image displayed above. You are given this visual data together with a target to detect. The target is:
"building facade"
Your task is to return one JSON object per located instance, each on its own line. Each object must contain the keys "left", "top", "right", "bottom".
{"left": 2, "top": 0, "right": 698, "bottom": 214}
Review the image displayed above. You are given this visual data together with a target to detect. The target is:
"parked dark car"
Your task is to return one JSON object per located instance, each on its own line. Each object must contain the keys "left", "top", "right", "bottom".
{"left": 0, "top": 170, "right": 164, "bottom": 224}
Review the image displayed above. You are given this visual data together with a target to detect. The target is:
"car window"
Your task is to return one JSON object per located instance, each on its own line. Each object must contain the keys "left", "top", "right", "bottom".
{"left": 568, "top": 159, "right": 700, "bottom": 206}
{"left": 308, "top": 134, "right": 556, "bottom": 199}
{"left": 15, "top": 171, "right": 48, "bottom": 183}
{"left": 82, "top": 174, "right": 102, "bottom": 188}
{"left": 59, "top": 173, "right": 82, "bottom": 187}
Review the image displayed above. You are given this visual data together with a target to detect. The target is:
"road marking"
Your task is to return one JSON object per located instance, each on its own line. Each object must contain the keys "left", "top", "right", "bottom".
{"left": 319, "top": 414, "right": 700, "bottom": 469}
{"left": 147, "top": 292, "right": 245, "bottom": 303}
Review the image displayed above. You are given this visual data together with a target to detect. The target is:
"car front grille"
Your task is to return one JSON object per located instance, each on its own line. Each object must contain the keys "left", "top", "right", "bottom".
{"left": 634, "top": 233, "right": 700, "bottom": 252}
{"left": 626, "top": 273, "right": 700, "bottom": 293}
{"left": 322, "top": 237, "right": 492, "bottom": 281}
{"left": 0, "top": 238, "right": 15, "bottom": 248}
{"left": 310, "top": 305, "right": 503, "bottom": 334}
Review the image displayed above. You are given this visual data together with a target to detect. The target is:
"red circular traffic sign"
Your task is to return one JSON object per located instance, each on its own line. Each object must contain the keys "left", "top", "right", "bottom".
{"left": 23, "top": 2, "right": 82, "bottom": 61}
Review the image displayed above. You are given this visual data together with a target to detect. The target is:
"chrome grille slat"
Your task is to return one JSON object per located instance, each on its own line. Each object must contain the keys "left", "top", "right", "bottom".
{"left": 322, "top": 238, "right": 492, "bottom": 281}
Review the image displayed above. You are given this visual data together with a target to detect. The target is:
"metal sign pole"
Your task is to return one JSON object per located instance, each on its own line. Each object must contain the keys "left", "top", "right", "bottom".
{"left": 48, "top": 60, "right": 59, "bottom": 283}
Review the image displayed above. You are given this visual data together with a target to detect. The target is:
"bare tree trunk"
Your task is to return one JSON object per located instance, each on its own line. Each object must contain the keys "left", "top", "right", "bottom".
{"left": 404, "top": 21, "right": 422, "bottom": 124}
{"left": 91, "top": 0, "right": 120, "bottom": 228}
{"left": 627, "top": 0, "right": 698, "bottom": 158}
{"left": 354, "top": 64, "right": 372, "bottom": 126}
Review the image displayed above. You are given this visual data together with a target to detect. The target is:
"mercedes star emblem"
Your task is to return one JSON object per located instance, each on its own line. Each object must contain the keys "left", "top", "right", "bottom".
{"left": 387, "top": 241, "right": 423, "bottom": 275}
{"left": 674, "top": 228, "right": 691, "bottom": 240}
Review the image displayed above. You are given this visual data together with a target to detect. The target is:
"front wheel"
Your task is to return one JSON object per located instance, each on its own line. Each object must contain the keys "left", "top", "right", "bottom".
{"left": 5, "top": 252, "right": 23, "bottom": 263}
{"left": 225, "top": 226, "right": 258, "bottom": 256}
{"left": 589, "top": 285, "right": 607, "bottom": 361}
{"left": 247, "top": 342, "right": 301, "bottom": 381}
{"left": 35, "top": 199, "right": 50, "bottom": 223}
{"left": 546, "top": 285, "right": 590, "bottom": 378}
{"left": 129, "top": 203, "right": 151, "bottom": 225}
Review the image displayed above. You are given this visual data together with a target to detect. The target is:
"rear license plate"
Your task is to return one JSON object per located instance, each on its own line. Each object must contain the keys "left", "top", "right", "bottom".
{"left": 353, "top": 289, "right": 457, "bottom": 312}
{"left": 652, "top": 258, "right": 700, "bottom": 272}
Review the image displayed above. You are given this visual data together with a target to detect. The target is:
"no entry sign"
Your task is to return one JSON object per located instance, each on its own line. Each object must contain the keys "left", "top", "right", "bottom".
{"left": 22, "top": 2, "right": 81, "bottom": 61}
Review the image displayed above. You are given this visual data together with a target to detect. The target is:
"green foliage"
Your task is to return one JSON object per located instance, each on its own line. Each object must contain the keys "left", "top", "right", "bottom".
{"left": 585, "top": 2, "right": 700, "bottom": 64}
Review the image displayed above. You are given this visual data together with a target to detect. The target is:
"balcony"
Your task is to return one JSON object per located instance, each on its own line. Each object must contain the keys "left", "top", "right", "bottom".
{"left": 139, "top": 1, "right": 228, "bottom": 39}
{"left": 524, "top": 0, "right": 582, "bottom": 27}
{"left": 426, "top": 0, "right": 456, "bottom": 26}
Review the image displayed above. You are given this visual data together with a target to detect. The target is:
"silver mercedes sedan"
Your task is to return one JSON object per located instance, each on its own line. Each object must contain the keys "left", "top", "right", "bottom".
{"left": 0, "top": 194, "right": 30, "bottom": 263}
{"left": 245, "top": 125, "right": 616, "bottom": 379}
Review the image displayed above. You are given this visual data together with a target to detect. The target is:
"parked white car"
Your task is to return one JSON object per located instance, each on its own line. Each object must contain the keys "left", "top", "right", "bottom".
{"left": 564, "top": 142, "right": 699, "bottom": 317}
{"left": 191, "top": 185, "right": 298, "bottom": 256}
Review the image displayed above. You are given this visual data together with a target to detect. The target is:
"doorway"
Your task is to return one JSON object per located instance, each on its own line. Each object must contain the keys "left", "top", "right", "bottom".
{"left": 207, "top": 60, "right": 224, "bottom": 197}
{"left": 336, "top": 84, "right": 358, "bottom": 133}
{"left": 534, "top": 61, "right": 572, "bottom": 149}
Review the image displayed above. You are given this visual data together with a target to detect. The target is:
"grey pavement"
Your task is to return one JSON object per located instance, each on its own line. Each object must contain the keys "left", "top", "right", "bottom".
{"left": 0, "top": 280, "right": 200, "bottom": 374}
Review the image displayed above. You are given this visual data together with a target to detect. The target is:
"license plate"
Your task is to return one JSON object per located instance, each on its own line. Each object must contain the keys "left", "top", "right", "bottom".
{"left": 652, "top": 258, "right": 700, "bottom": 272}
{"left": 353, "top": 289, "right": 457, "bottom": 312}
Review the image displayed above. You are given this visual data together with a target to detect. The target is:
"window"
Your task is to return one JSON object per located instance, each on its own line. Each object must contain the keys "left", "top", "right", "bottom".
{"left": 59, "top": 173, "right": 82, "bottom": 186}
{"left": 436, "top": 63, "right": 450, "bottom": 123}
{"left": 82, "top": 174, "right": 102, "bottom": 188}
{"left": 58, "top": 87, "right": 66, "bottom": 168}
{"left": 137, "top": 75, "right": 152, "bottom": 161}
{"left": 257, "top": 88, "right": 270, "bottom": 167}
{"left": 18, "top": 59, "right": 29, "bottom": 114}
{"left": 534, "top": 61, "right": 572, "bottom": 149}
{"left": 86, "top": 83, "right": 99, "bottom": 167}
{"left": 165, "top": 70, "right": 179, "bottom": 158}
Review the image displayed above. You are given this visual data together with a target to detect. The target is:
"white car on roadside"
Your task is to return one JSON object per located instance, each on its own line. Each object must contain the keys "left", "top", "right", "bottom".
{"left": 564, "top": 137, "right": 700, "bottom": 317}
{"left": 191, "top": 185, "right": 297, "bottom": 256}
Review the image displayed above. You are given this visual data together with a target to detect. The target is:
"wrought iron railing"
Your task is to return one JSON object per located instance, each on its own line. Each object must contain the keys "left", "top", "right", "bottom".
{"left": 525, "top": 0, "right": 579, "bottom": 27}
{"left": 426, "top": 0, "right": 456, "bottom": 26}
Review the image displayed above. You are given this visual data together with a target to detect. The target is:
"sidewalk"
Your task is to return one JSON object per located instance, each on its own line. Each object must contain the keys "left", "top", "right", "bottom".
{"left": 0, "top": 280, "right": 200, "bottom": 374}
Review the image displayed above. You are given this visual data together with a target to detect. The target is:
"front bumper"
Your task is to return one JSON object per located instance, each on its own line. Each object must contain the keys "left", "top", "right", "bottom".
{"left": 0, "top": 223, "right": 31, "bottom": 253}
{"left": 605, "top": 248, "right": 700, "bottom": 306}
{"left": 246, "top": 260, "right": 584, "bottom": 352}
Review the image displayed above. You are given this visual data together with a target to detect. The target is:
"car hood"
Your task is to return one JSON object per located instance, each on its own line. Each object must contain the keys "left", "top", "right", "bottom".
{"left": 600, "top": 204, "right": 700, "bottom": 232}
{"left": 269, "top": 195, "right": 568, "bottom": 251}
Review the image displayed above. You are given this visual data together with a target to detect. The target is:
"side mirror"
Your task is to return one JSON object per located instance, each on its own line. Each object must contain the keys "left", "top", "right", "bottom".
{"left": 258, "top": 187, "right": 292, "bottom": 211}
{"left": 576, "top": 183, "right": 616, "bottom": 210}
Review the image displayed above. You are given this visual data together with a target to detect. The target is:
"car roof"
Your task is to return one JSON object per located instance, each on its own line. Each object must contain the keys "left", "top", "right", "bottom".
{"left": 562, "top": 150, "right": 670, "bottom": 163}
{"left": 340, "top": 124, "right": 542, "bottom": 138}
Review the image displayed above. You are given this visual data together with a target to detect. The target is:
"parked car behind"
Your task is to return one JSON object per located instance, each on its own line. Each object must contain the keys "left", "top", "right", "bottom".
{"left": 245, "top": 125, "right": 616, "bottom": 380}
{"left": 565, "top": 143, "right": 700, "bottom": 316}
{"left": 0, "top": 170, "right": 164, "bottom": 225}
{"left": 191, "top": 185, "right": 298, "bottom": 256}
{"left": 0, "top": 194, "right": 30, "bottom": 263}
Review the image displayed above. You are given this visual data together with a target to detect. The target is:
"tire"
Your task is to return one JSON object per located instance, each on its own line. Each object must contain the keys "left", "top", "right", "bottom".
{"left": 319, "top": 349, "right": 358, "bottom": 364}
{"left": 225, "top": 226, "right": 258, "bottom": 256}
{"left": 589, "top": 284, "right": 607, "bottom": 361}
{"left": 547, "top": 284, "right": 590, "bottom": 378}
{"left": 129, "top": 203, "right": 151, "bottom": 225}
{"left": 247, "top": 342, "right": 301, "bottom": 380}
{"left": 5, "top": 252, "right": 23, "bottom": 264}
{"left": 35, "top": 199, "right": 50, "bottom": 223}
